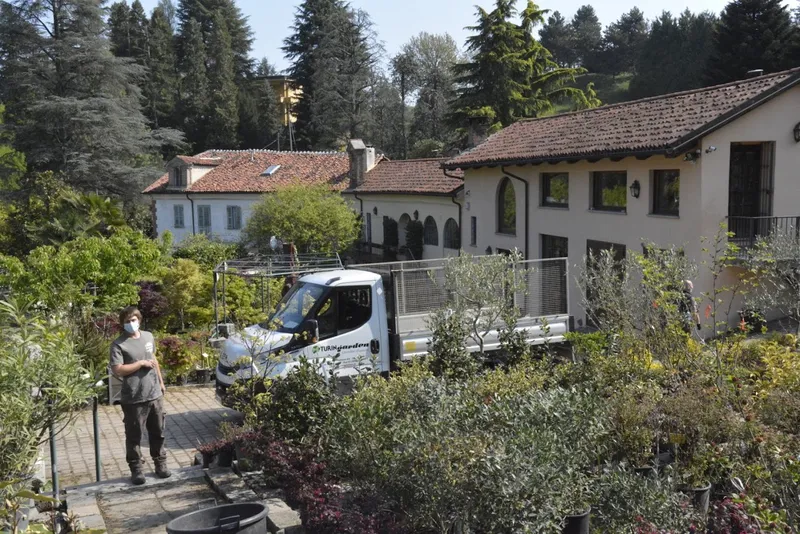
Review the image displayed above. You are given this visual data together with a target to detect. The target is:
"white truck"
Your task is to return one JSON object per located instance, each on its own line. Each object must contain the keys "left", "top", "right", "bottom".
{"left": 214, "top": 256, "right": 570, "bottom": 402}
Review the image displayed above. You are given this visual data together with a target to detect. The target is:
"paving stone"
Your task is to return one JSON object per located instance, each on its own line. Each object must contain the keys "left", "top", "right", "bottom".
{"left": 263, "top": 497, "right": 304, "bottom": 534}
{"left": 46, "top": 388, "right": 241, "bottom": 487}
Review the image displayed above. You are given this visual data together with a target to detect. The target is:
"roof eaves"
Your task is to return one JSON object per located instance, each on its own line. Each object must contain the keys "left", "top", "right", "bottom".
{"left": 443, "top": 148, "right": 669, "bottom": 170}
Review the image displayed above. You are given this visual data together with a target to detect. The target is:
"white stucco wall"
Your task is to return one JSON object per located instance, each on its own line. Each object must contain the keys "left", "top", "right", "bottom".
{"left": 343, "top": 193, "right": 461, "bottom": 260}
{"left": 463, "top": 156, "right": 702, "bottom": 326}
{"left": 153, "top": 193, "right": 262, "bottom": 244}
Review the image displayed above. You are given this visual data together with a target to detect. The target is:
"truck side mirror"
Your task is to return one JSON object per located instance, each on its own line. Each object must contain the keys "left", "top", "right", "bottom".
{"left": 301, "top": 319, "right": 319, "bottom": 344}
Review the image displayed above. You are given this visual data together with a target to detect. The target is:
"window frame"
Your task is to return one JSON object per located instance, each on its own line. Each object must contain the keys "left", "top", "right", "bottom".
{"left": 173, "top": 204, "right": 185, "bottom": 229}
{"left": 310, "top": 285, "right": 373, "bottom": 340}
{"left": 541, "top": 234, "right": 569, "bottom": 259}
{"left": 443, "top": 218, "right": 460, "bottom": 249}
{"left": 423, "top": 216, "right": 438, "bottom": 246}
{"left": 226, "top": 205, "right": 242, "bottom": 230}
{"left": 497, "top": 177, "right": 517, "bottom": 235}
{"left": 470, "top": 216, "right": 477, "bottom": 246}
{"left": 197, "top": 205, "right": 212, "bottom": 235}
{"left": 541, "top": 172, "right": 569, "bottom": 208}
{"left": 652, "top": 169, "right": 680, "bottom": 217}
{"left": 591, "top": 171, "right": 627, "bottom": 213}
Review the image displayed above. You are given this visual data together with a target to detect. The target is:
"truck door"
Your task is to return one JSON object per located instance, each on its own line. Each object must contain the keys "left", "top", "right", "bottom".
{"left": 300, "top": 284, "right": 382, "bottom": 374}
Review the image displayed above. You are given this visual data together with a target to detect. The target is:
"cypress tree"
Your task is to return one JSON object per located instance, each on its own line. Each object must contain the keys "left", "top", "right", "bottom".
{"left": 451, "top": 0, "right": 592, "bottom": 130}
{"left": 599, "top": 8, "right": 648, "bottom": 74}
{"left": 706, "top": 0, "right": 795, "bottom": 84}
{"left": 205, "top": 12, "right": 239, "bottom": 149}
{"left": 146, "top": 5, "right": 179, "bottom": 129}
{"left": 177, "top": 18, "right": 209, "bottom": 151}
{"left": 0, "top": 0, "right": 182, "bottom": 198}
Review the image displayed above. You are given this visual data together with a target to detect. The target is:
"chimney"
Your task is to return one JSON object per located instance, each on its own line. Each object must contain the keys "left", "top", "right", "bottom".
{"left": 348, "top": 139, "right": 378, "bottom": 188}
{"left": 466, "top": 116, "right": 490, "bottom": 148}
{"left": 747, "top": 69, "right": 764, "bottom": 78}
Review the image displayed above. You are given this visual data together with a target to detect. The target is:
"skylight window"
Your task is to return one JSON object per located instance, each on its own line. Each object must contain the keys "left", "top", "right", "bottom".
{"left": 261, "top": 164, "right": 281, "bottom": 176}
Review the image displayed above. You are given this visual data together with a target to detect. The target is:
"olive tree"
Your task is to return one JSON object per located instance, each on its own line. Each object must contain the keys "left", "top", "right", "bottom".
{"left": 427, "top": 251, "right": 528, "bottom": 376}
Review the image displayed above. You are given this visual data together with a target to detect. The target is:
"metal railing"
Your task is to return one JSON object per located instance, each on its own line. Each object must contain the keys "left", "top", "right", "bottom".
{"left": 728, "top": 216, "right": 800, "bottom": 256}
{"left": 352, "top": 257, "right": 569, "bottom": 319}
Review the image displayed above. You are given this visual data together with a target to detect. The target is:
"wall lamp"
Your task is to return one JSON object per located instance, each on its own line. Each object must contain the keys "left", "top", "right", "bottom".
{"left": 413, "top": 210, "right": 419, "bottom": 221}
{"left": 372, "top": 206, "right": 378, "bottom": 215}
{"left": 629, "top": 180, "right": 641, "bottom": 199}
{"left": 794, "top": 122, "right": 800, "bottom": 143}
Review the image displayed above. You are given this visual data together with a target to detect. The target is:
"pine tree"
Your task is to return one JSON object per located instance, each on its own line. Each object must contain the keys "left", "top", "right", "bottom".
{"left": 176, "top": 0, "right": 253, "bottom": 80}
{"left": 402, "top": 32, "right": 459, "bottom": 149}
{"left": 571, "top": 5, "right": 602, "bottom": 68}
{"left": 145, "top": 5, "right": 179, "bottom": 129}
{"left": 238, "top": 76, "right": 281, "bottom": 149}
{"left": 390, "top": 50, "right": 418, "bottom": 158}
{"left": 283, "top": 0, "right": 349, "bottom": 149}
{"left": 629, "top": 12, "right": 684, "bottom": 98}
{"left": 177, "top": 17, "right": 209, "bottom": 151}
{"left": 128, "top": 0, "right": 149, "bottom": 63}
{"left": 599, "top": 8, "right": 648, "bottom": 74}
{"left": 109, "top": 1, "right": 132, "bottom": 57}
{"left": 309, "top": 8, "right": 379, "bottom": 149}
{"left": 0, "top": 0, "right": 182, "bottom": 198}
{"left": 539, "top": 11, "right": 577, "bottom": 67}
{"left": 205, "top": 12, "right": 239, "bottom": 148}
{"left": 706, "top": 0, "right": 795, "bottom": 84}
{"left": 679, "top": 11, "right": 717, "bottom": 89}
{"left": 451, "top": 0, "right": 592, "bottom": 130}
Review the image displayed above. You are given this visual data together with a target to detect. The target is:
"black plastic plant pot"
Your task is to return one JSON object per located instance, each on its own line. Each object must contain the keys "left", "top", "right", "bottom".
{"left": 562, "top": 508, "right": 590, "bottom": 534}
{"left": 688, "top": 483, "right": 712, "bottom": 516}
{"left": 217, "top": 449, "right": 234, "bottom": 468}
{"left": 201, "top": 451, "right": 214, "bottom": 469}
{"left": 196, "top": 368, "right": 211, "bottom": 384}
{"left": 166, "top": 502, "right": 268, "bottom": 534}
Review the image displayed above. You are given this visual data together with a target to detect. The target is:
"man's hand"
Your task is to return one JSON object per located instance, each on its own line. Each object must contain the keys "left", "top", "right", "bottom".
{"left": 140, "top": 359, "right": 156, "bottom": 369}
{"left": 160, "top": 382, "right": 166, "bottom": 395}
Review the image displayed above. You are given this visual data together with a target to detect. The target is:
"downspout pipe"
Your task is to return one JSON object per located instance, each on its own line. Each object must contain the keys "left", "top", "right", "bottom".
{"left": 443, "top": 169, "right": 463, "bottom": 250}
{"left": 185, "top": 191, "right": 196, "bottom": 235}
{"left": 501, "top": 166, "right": 529, "bottom": 260}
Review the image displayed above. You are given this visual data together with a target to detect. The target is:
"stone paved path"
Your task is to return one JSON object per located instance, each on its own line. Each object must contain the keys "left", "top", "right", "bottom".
{"left": 96, "top": 475, "right": 218, "bottom": 534}
{"left": 46, "top": 386, "right": 240, "bottom": 487}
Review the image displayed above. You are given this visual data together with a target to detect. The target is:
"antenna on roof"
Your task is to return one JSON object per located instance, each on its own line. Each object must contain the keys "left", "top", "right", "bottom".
{"left": 249, "top": 149, "right": 255, "bottom": 162}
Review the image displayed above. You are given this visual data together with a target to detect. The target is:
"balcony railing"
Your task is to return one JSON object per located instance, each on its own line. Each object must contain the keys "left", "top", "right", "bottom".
{"left": 728, "top": 216, "right": 800, "bottom": 257}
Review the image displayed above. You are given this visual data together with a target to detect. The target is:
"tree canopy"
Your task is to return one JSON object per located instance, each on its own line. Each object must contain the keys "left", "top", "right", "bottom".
{"left": 451, "top": 0, "right": 597, "bottom": 132}
{"left": 243, "top": 183, "right": 360, "bottom": 253}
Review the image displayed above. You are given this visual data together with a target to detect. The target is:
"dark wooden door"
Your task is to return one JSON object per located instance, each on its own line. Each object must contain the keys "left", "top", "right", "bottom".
{"left": 728, "top": 144, "right": 762, "bottom": 219}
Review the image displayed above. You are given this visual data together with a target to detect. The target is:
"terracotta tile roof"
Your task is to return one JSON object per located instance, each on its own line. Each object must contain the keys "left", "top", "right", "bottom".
{"left": 445, "top": 68, "right": 800, "bottom": 169}
{"left": 174, "top": 155, "right": 223, "bottom": 166}
{"left": 143, "top": 150, "right": 350, "bottom": 194}
{"left": 346, "top": 158, "right": 464, "bottom": 195}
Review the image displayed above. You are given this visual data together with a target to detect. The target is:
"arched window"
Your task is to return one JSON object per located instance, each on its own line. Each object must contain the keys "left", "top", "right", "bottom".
{"left": 497, "top": 177, "right": 516, "bottom": 235}
{"left": 443, "top": 218, "right": 460, "bottom": 249}
{"left": 423, "top": 216, "right": 438, "bottom": 246}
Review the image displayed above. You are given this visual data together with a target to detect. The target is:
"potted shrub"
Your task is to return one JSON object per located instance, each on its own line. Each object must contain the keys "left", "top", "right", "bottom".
{"left": 158, "top": 336, "right": 196, "bottom": 385}
{"left": 560, "top": 472, "right": 592, "bottom": 534}
{"left": 195, "top": 352, "right": 213, "bottom": 384}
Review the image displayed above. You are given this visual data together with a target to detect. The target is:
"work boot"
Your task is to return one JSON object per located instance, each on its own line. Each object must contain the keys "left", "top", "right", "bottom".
{"left": 154, "top": 460, "right": 171, "bottom": 479}
{"left": 130, "top": 467, "right": 146, "bottom": 485}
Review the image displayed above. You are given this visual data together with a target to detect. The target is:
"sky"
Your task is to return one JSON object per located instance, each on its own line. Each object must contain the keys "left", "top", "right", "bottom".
{"left": 137, "top": 0, "right": 782, "bottom": 72}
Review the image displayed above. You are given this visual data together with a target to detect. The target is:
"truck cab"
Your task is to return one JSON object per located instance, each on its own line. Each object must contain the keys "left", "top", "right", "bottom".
{"left": 215, "top": 270, "right": 389, "bottom": 400}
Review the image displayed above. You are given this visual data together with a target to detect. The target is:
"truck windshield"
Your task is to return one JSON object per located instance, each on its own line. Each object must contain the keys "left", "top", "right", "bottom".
{"left": 262, "top": 282, "right": 326, "bottom": 332}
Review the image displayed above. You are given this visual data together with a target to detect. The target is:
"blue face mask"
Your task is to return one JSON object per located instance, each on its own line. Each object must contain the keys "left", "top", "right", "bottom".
{"left": 124, "top": 319, "right": 139, "bottom": 334}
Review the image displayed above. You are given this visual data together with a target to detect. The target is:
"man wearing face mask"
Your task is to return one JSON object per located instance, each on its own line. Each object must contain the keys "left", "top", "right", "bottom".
{"left": 109, "top": 306, "right": 170, "bottom": 485}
